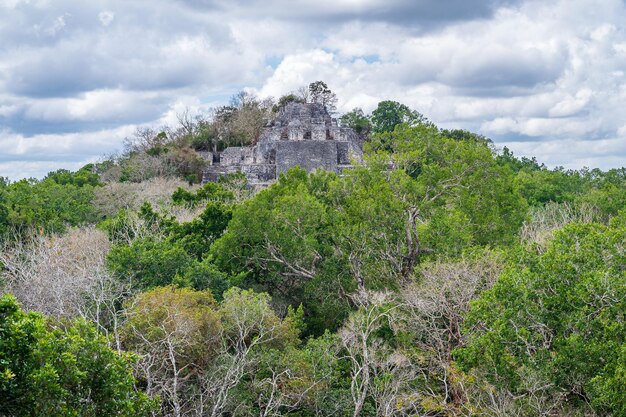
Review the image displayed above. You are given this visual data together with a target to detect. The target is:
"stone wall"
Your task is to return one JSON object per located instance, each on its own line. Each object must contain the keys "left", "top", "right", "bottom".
{"left": 240, "top": 164, "right": 276, "bottom": 183}
{"left": 220, "top": 147, "right": 256, "bottom": 165}
{"left": 336, "top": 142, "right": 350, "bottom": 165}
{"left": 275, "top": 141, "right": 338, "bottom": 175}
{"left": 202, "top": 164, "right": 241, "bottom": 183}
{"left": 202, "top": 163, "right": 276, "bottom": 184}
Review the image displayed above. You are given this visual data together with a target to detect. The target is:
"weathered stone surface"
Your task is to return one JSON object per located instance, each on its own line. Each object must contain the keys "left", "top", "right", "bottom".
{"left": 336, "top": 142, "right": 350, "bottom": 165}
{"left": 220, "top": 147, "right": 256, "bottom": 165}
{"left": 276, "top": 141, "right": 337, "bottom": 174}
{"left": 201, "top": 102, "right": 362, "bottom": 185}
{"left": 240, "top": 164, "right": 276, "bottom": 182}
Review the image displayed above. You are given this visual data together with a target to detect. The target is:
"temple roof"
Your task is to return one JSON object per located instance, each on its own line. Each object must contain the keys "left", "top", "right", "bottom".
{"left": 271, "top": 102, "right": 335, "bottom": 128}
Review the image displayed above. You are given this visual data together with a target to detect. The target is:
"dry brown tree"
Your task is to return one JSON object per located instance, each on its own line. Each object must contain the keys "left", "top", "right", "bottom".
{"left": 400, "top": 252, "right": 505, "bottom": 413}
{"left": 0, "top": 226, "right": 131, "bottom": 348}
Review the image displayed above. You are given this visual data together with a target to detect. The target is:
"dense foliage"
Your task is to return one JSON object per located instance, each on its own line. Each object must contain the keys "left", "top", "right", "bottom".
{"left": 0, "top": 294, "right": 155, "bottom": 417}
{"left": 2, "top": 92, "right": 626, "bottom": 416}
{"left": 458, "top": 213, "right": 626, "bottom": 415}
{"left": 0, "top": 166, "right": 99, "bottom": 235}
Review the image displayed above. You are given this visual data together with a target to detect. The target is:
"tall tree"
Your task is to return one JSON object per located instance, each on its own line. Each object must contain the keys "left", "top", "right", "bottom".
{"left": 370, "top": 100, "right": 427, "bottom": 134}
{"left": 308, "top": 81, "right": 338, "bottom": 113}
{"left": 340, "top": 107, "right": 372, "bottom": 141}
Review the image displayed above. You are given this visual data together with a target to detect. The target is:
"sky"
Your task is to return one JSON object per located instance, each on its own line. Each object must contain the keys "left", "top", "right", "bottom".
{"left": 1, "top": 0, "right": 626, "bottom": 180}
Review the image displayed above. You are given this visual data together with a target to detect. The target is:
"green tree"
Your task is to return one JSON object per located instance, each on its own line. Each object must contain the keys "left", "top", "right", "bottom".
{"left": 174, "top": 256, "right": 234, "bottom": 299}
{"left": 514, "top": 168, "right": 586, "bottom": 207}
{"left": 576, "top": 167, "right": 626, "bottom": 220}
{"left": 340, "top": 107, "right": 372, "bottom": 139}
{"left": 457, "top": 215, "right": 626, "bottom": 415}
{"left": 273, "top": 93, "right": 304, "bottom": 112}
{"left": 168, "top": 201, "right": 233, "bottom": 259}
{"left": 211, "top": 124, "right": 527, "bottom": 332}
{"left": 328, "top": 163, "right": 411, "bottom": 290}
{"left": 211, "top": 168, "right": 352, "bottom": 333}
{"left": 496, "top": 146, "right": 545, "bottom": 172}
{"left": 373, "top": 123, "right": 527, "bottom": 248}
{"left": 0, "top": 294, "right": 155, "bottom": 417}
{"left": 5, "top": 175, "right": 97, "bottom": 234}
{"left": 171, "top": 181, "right": 234, "bottom": 208}
{"left": 440, "top": 128, "right": 491, "bottom": 144}
{"left": 44, "top": 165, "right": 101, "bottom": 187}
{"left": 107, "top": 238, "right": 194, "bottom": 288}
{"left": 121, "top": 286, "right": 221, "bottom": 417}
{"left": 104, "top": 186, "right": 235, "bottom": 291}
{"left": 370, "top": 100, "right": 427, "bottom": 134}
{"left": 0, "top": 178, "right": 9, "bottom": 236}
{"left": 309, "top": 81, "right": 338, "bottom": 113}
{"left": 188, "top": 116, "right": 220, "bottom": 152}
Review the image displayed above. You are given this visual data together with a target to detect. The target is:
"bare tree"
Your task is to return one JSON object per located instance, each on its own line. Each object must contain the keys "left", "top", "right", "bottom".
{"left": 454, "top": 365, "right": 593, "bottom": 417}
{"left": 93, "top": 177, "right": 195, "bottom": 218}
{"left": 202, "top": 289, "right": 295, "bottom": 417}
{"left": 121, "top": 287, "right": 221, "bottom": 417}
{"left": 296, "top": 86, "right": 310, "bottom": 103}
{"left": 339, "top": 291, "right": 419, "bottom": 417}
{"left": 122, "top": 287, "right": 298, "bottom": 417}
{"left": 520, "top": 201, "right": 597, "bottom": 253}
{"left": 250, "top": 336, "right": 339, "bottom": 417}
{"left": 0, "top": 226, "right": 130, "bottom": 343}
{"left": 177, "top": 108, "right": 195, "bottom": 137}
{"left": 210, "top": 92, "right": 275, "bottom": 148}
{"left": 400, "top": 253, "right": 504, "bottom": 412}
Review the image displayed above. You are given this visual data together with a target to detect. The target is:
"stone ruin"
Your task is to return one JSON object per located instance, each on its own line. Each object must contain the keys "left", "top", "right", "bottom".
{"left": 201, "top": 102, "right": 363, "bottom": 185}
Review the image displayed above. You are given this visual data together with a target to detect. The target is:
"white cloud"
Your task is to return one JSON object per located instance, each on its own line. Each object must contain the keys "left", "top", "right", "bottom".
{"left": 257, "top": 50, "right": 341, "bottom": 99}
{"left": 1, "top": 0, "right": 626, "bottom": 179}
{"left": 21, "top": 89, "right": 162, "bottom": 122}
{"left": 501, "top": 136, "right": 626, "bottom": 170}
{"left": 0, "top": 125, "right": 133, "bottom": 160}
{"left": 548, "top": 89, "right": 593, "bottom": 118}
{"left": 0, "top": 125, "right": 135, "bottom": 180}
{"left": 98, "top": 10, "right": 114, "bottom": 26}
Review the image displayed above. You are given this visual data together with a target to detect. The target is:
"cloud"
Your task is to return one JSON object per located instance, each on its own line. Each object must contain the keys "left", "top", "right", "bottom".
{"left": 0, "top": 96, "right": 220, "bottom": 179}
{"left": 0, "top": 125, "right": 133, "bottom": 163}
{"left": 254, "top": 0, "right": 626, "bottom": 170}
{"left": 179, "top": 0, "right": 519, "bottom": 29}
{"left": 1, "top": 0, "right": 626, "bottom": 180}
{"left": 0, "top": 161, "right": 87, "bottom": 181}
{"left": 4, "top": 31, "right": 254, "bottom": 98}
{"left": 0, "top": 90, "right": 172, "bottom": 135}
{"left": 0, "top": 0, "right": 256, "bottom": 99}
{"left": 98, "top": 10, "right": 114, "bottom": 26}
{"left": 0, "top": 125, "right": 134, "bottom": 179}
{"left": 481, "top": 117, "right": 603, "bottom": 138}
{"left": 500, "top": 136, "right": 626, "bottom": 170}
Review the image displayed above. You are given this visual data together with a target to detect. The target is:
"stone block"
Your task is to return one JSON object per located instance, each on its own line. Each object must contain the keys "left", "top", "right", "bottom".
{"left": 241, "top": 164, "right": 276, "bottom": 183}
{"left": 220, "top": 147, "right": 243, "bottom": 165}
{"left": 336, "top": 142, "right": 350, "bottom": 164}
{"left": 276, "top": 141, "right": 338, "bottom": 174}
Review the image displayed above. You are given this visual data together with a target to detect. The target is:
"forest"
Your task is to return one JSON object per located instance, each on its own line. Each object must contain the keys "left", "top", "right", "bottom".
{"left": 1, "top": 86, "right": 626, "bottom": 417}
